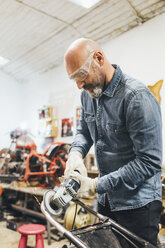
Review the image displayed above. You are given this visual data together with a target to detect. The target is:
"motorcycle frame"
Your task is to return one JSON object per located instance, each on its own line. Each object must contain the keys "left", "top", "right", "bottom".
{"left": 20, "top": 142, "right": 67, "bottom": 183}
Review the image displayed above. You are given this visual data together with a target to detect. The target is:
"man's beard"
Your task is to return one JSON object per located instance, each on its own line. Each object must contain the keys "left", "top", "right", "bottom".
{"left": 84, "top": 83, "right": 104, "bottom": 98}
{"left": 83, "top": 63, "right": 105, "bottom": 98}
{"left": 83, "top": 72, "right": 105, "bottom": 98}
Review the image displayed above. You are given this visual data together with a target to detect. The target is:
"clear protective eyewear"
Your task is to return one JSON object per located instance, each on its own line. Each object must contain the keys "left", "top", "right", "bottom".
{"left": 69, "top": 52, "right": 95, "bottom": 82}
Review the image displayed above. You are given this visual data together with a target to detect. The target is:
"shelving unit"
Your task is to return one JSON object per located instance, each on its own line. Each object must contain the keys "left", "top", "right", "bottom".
{"left": 38, "top": 106, "right": 58, "bottom": 138}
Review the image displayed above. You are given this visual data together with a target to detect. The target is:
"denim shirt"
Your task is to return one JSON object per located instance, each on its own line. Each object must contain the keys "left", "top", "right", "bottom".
{"left": 70, "top": 65, "right": 162, "bottom": 211}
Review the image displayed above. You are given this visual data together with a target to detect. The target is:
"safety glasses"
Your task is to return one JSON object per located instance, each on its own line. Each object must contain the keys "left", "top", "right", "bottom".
{"left": 69, "top": 52, "right": 95, "bottom": 81}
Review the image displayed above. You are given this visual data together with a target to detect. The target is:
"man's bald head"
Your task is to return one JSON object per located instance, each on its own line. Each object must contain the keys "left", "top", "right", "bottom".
{"left": 64, "top": 38, "right": 115, "bottom": 98}
{"left": 64, "top": 38, "right": 104, "bottom": 74}
{"left": 65, "top": 38, "right": 102, "bottom": 55}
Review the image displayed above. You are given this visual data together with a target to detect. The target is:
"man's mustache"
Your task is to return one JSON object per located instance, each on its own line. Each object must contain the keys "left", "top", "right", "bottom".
{"left": 83, "top": 84, "right": 94, "bottom": 90}
{"left": 83, "top": 83, "right": 101, "bottom": 90}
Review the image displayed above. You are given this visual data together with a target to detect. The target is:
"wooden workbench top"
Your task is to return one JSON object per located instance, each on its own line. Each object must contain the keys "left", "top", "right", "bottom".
{"left": 0, "top": 182, "right": 49, "bottom": 196}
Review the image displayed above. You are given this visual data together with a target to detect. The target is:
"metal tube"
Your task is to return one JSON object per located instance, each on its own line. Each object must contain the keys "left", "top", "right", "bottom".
{"left": 73, "top": 199, "right": 106, "bottom": 221}
{"left": 11, "top": 204, "right": 45, "bottom": 220}
{"left": 41, "top": 202, "right": 88, "bottom": 248}
{"left": 46, "top": 220, "right": 51, "bottom": 245}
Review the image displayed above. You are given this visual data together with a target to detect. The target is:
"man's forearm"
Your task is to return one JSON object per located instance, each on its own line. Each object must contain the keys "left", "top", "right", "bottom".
{"left": 69, "top": 132, "right": 93, "bottom": 158}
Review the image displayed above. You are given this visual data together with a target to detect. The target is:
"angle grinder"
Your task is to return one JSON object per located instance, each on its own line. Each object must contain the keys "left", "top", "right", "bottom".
{"left": 43, "top": 178, "right": 80, "bottom": 216}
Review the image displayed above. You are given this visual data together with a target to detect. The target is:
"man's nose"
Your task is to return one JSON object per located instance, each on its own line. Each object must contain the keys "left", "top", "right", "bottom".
{"left": 76, "top": 80, "right": 85, "bottom": 89}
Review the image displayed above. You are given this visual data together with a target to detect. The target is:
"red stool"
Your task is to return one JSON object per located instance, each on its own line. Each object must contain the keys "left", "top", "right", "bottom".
{"left": 18, "top": 224, "right": 46, "bottom": 248}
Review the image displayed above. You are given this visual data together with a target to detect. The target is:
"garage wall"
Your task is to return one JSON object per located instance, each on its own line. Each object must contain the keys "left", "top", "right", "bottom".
{"left": 20, "top": 13, "right": 165, "bottom": 163}
{"left": 21, "top": 65, "right": 81, "bottom": 152}
{"left": 0, "top": 71, "right": 23, "bottom": 149}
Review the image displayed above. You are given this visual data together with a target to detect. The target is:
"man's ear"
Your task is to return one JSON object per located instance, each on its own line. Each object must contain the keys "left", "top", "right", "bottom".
{"left": 94, "top": 51, "right": 104, "bottom": 66}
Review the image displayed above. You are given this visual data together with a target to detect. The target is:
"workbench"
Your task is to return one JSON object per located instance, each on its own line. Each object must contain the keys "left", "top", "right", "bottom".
{"left": 0, "top": 182, "right": 63, "bottom": 245}
{"left": 0, "top": 182, "right": 48, "bottom": 196}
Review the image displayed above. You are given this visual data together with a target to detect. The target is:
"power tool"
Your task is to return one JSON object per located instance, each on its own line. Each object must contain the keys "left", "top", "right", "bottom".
{"left": 43, "top": 178, "right": 80, "bottom": 216}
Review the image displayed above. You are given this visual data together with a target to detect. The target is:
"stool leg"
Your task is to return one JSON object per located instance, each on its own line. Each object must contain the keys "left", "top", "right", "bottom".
{"left": 18, "top": 234, "right": 27, "bottom": 248}
{"left": 36, "top": 234, "right": 44, "bottom": 248}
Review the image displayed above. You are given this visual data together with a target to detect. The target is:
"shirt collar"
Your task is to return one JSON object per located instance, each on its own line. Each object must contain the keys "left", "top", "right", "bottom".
{"left": 103, "top": 64, "right": 122, "bottom": 97}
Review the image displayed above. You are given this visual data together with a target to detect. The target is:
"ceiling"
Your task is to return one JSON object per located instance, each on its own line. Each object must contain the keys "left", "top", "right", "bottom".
{"left": 0, "top": 0, "right": 164, "bottom": 82}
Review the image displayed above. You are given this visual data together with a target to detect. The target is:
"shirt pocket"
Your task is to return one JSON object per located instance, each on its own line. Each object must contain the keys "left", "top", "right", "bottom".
{"left": 106, "top": 122, "right": 132, "bottom": 151}
{"left": 84, "top": 112, "right": 96, "bottom": 141}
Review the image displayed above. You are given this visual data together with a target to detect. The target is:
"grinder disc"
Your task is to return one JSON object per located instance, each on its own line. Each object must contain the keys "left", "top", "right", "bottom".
{"left": 43, "top": 189, "right": 63, "bottom": 216}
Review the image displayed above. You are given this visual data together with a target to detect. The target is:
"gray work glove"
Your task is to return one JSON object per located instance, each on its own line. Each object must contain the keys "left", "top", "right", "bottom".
{"left": 69, "top": 171, "right": 98, "bottom": 198}
{"left": 64, "top": 151, "right": 87, "bottom": 177}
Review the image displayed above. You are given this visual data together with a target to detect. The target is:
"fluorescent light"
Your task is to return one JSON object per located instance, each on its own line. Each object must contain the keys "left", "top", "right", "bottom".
{"left": 0, "top": 56, "right": 10, "bottom": 66}
{"left": 69, "top": 0, "right": 101, "bottom": 8}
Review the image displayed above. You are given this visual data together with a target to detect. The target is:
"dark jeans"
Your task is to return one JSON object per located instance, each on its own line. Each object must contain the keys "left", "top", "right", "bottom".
{"left": 98, "top": 198, "right": 162, "bottom": 247}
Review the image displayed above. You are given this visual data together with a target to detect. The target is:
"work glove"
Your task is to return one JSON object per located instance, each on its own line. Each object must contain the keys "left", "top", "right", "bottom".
{"left": 69, "top": 171, "right": 98, "bottom": 198}
{"left": 64, "top": 151, "right": 87, "bottom": 177}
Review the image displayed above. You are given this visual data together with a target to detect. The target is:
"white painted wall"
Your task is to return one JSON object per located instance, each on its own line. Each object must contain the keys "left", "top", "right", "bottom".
{"left": 21, "top": 65, "right": 81, "bottom": 151}
{"left": 19, "top": 13, "right": 165, "bottom": 163}
{"left": 0, "top": 71, "right": 23, "bottom": 149}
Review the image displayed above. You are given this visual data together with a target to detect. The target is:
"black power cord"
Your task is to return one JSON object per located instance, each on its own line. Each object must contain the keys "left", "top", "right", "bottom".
{"left": 71, "top": 203, "right": 78, "bottom": 230}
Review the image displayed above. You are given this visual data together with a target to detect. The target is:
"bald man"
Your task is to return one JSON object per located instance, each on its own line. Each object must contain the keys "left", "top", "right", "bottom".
{"left": 64, "top": 38, "right": 162, "bottom": 246}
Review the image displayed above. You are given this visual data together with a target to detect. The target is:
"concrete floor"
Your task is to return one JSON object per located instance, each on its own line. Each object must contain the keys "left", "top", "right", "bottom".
{"left": 0, "top": 221, "right": 70, "bottom": 248}
{"left": 1, "top": 219, "right": 165, "bottom": 248}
